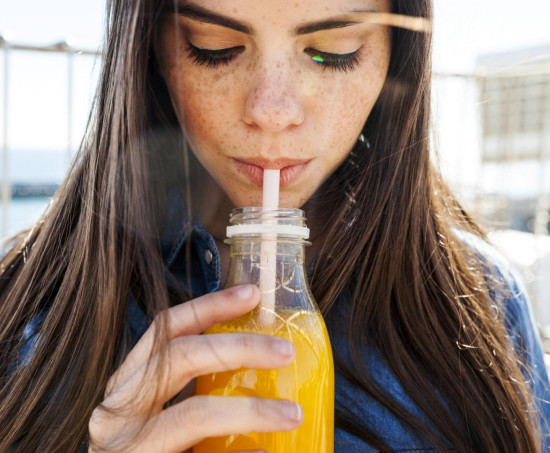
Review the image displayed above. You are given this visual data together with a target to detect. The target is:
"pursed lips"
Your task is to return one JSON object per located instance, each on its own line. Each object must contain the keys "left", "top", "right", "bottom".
{"left": 233, "top": 158, "right": 312, "bottom": 188}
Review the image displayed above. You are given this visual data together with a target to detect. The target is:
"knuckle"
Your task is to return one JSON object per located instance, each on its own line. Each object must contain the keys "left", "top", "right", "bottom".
{"left": 237, "top": 333, "right": 255, "bottom": 354}
{"left": 177, "top": 396, "right": 209, "bottom": 430}
{"left": 249, "top": 396, "right": 268, "bottom": 419}
{"left": 104, "top": 373, "right": 123, "bottom": 398}
{"left": 150, "top": 311, "right": 162, "bottom": 331}
{"left": 88, "top": 405, "right": 107, "bottom": 442}
{"left": 171, "top": 337, "right": 196, "bottom": 373}
{"left": 182, "top": 298, "right": 204, "bottom": 326}
{"left": 104, "top": 377, "right": 115, "bottom": 397}
{"left": 208, "top": 289, "right": 226, "bottom": 305}
{"left": 152, "top": 309, "right": 170, "bottom": 333}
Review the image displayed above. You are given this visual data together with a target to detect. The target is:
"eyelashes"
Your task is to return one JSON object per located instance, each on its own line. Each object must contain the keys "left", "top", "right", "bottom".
{"left": 186, "top": 44, "right": 245, "bottom": 68}
{"left": 304, "top": 48, "right": 361, "bottom": 73}
{"left": 186, "top": 43, "right": 361, "bottom": 73}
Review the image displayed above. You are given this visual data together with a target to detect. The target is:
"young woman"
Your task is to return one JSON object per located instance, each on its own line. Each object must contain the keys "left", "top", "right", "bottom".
{"left": 1, "top": 0, "right": 548, "bottom": 451}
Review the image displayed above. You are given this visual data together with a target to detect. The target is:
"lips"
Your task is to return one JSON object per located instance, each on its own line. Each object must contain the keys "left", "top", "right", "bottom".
{"left": 233, "top": 158, "right": 311, "bottom": 188}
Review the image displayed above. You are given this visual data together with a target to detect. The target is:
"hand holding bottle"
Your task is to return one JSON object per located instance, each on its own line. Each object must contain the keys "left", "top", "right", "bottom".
{"left": 88, "top": 284, "right": 303, "bottom": 453}
{"left": 195, "top": 207, "right": 335, "bottom": 452}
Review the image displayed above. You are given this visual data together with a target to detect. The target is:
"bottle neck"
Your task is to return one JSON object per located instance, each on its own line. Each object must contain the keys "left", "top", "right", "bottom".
{"left": 224, "top": 237, "right": 308, "bottom": 288}
{"left": 228, "top": 237, "right": 305, "bottom": 259}
{"left": 224, "top": 208, "right": 312, "bottom": 297}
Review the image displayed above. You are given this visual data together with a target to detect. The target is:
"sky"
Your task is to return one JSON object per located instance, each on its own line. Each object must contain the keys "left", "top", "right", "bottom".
{"left": 3, "top": 1, "right": 550, "bottom": 318}
{"left": 432, "top": 0, "right": 550, "bottom": 73}
{"left": 0, "top": 0, "right": 550, "bottom": 162}
{"left": 1, "top": 0, "right": 549, "bottom": 68}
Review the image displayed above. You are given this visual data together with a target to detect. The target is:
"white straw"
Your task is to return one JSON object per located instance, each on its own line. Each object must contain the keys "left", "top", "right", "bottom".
{"left": 259, "top": 169, "right": 280, "bottom": 325}
{"left": 262, "top": 169, "right": 280, "bottom": 208}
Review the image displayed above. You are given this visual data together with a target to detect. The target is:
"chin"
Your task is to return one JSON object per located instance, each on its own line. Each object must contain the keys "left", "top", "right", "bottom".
{"left": 228, "top": 193, "right": 262, "bottom": 209}
{"left": 226, "top": 193, "right": 303, "bottom": 210}
{"left": 278, "top": 193, "right": 310, "bottom": 209}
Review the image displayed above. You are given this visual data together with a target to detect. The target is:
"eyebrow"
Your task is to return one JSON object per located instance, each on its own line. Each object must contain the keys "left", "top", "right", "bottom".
{"left": 176, "top": 4, "right": 252, "bottom": 34}
{"left": 176, "top": 3, "right": 376, "bottom": 36}
{"left": 295, "top": 18, "right": 367, "bottom": 35}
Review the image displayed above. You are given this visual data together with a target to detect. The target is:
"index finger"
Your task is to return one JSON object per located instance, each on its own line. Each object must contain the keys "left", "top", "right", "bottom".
{"left": 109, "top": 285, "right": 259, "bottom": 392}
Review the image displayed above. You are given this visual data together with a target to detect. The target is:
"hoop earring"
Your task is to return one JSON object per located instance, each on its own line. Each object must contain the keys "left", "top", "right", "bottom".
{"left": 347, "top": 133, "right": 370, "bottom": 171}
{"left": 358, "top": 133, "right": 371, "bottom": 150}
{"left": 343, "top": 134, "right": 370, "bottom": 207}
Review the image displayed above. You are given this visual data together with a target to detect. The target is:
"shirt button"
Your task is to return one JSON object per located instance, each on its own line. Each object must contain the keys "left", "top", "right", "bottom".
{"left": 205, "top": 250, "right": 213, "bottom": 264}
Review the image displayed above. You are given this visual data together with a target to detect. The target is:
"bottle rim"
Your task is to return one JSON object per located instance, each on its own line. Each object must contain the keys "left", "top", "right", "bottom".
{"left": 229, "top": 207, "right": 306, "bottom": 219}
{"left": 227, "top": 207, "right": 309, "bottom": 238}
{"left": 226, "top": 224, "right": 310, "bottom": 238}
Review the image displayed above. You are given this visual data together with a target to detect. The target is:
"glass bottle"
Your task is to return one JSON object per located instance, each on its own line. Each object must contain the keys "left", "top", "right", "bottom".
{"left": 195, "top": 207, "right": 334, "bottom": 453}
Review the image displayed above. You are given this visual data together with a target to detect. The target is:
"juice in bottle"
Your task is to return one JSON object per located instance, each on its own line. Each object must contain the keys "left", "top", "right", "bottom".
{"left": 194, "top": 207, "right": 334, "bottom": 453}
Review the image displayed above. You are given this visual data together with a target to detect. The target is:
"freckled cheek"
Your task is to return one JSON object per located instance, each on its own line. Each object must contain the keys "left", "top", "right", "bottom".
{"left": 168, "top": 74, "right": 232, "bottom": 151}
{"left": 347, "top": 85, "right": 374, "bottom": 126}
{"left": 345, "top": 67, "right": 387, "bottom": 122}
{"left": 302, "top": 72, "right": 321, "bottom": 97}
{"left": 181, "top": 94, "right": 216, "bottom": 145}
{"left": 310, "top": 79, "right": 375, "bottom": 163}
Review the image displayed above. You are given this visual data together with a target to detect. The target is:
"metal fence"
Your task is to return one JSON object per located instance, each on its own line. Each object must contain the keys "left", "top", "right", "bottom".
{"left": 0, "top": 34, "right": 98, "bottom": 237}
{"left": 1, "top": 38, "right": 549, "bottom": 335}
{"left": 433, "top": 67, "right": 550, "bottom": 332}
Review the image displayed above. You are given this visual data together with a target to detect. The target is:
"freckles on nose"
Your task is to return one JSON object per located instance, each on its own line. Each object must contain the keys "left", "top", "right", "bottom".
{"left": 243, "top": 70, "right": 305, "bottom": 131}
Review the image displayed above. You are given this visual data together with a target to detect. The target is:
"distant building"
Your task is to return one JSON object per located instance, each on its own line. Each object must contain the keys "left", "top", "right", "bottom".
{"left": 479, "top": 45, "right": 550, "bottom": 162}
{"left": 476, "top": 45, "right": 550, "bottom": 233}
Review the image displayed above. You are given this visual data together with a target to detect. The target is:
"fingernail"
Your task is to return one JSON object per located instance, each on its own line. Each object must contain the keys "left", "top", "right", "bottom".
{"left": 281, "top": 401, "right": 302, "bottom": 421}
{"left": 272, "top": 338, "right": 294, "bottom": 356}
{"left": 234, "top": 285, "right": 254, "bottom": 299}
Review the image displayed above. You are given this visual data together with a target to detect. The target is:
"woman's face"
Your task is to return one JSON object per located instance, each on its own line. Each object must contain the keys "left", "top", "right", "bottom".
{"left": 158, "top": 0, "right": 392, "bottom": 208}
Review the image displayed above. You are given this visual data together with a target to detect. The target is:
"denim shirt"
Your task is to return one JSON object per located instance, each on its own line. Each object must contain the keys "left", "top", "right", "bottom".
{"left": 12, "top": 194, "right": 550, "bottom": 452}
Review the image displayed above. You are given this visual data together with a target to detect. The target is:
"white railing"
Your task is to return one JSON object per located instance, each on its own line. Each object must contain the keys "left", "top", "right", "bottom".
{"left": 0, "top": 34, "right": 99, "bottom": 238}
{"left": 1, "top": 34, "right": 550, "bottom": 354}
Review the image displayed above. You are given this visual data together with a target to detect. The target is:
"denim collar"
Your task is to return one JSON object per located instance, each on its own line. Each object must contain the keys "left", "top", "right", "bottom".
{"left": 159, "top": 189, "right": 223, "bottom": 297}
{"left": 159, "top": 190, "right": 318, "bottom": 290}
{"left": 128, "top": 190, "right": 223, "bottom": 341}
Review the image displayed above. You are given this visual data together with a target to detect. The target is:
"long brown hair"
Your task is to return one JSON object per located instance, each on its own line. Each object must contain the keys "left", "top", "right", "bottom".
{"left": 0, "top": 0, "right": 542, "bottom": 451}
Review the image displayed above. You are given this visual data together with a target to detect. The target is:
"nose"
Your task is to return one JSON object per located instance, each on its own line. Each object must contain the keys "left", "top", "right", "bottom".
{"left": 242, "top": 62, "right": 305, "bottom": 132}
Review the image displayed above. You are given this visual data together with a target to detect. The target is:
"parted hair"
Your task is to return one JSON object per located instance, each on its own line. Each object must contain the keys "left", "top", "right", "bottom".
{"left": 0, "top": 0, "right": 542, "bottom": 451}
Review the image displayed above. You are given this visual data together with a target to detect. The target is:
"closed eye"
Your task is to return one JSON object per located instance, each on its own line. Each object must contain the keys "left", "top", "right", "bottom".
{"left": 185, "top": 42, "right": 362, "bottom": 73}
{"left": 186, "top": 43, "right": 245, "bottom": 68}
{"left": 304, "top": 47, "right": 362, "bottom": 73}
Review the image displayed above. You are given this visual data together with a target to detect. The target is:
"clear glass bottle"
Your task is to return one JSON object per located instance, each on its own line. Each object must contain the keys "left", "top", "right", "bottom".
{"left": 195, "top": 207, "right": 334, "bottom": 453}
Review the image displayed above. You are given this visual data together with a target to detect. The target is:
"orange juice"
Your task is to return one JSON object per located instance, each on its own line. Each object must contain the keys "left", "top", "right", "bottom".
{"left": 194, "top": 308, "right": 334, "bottom": 452}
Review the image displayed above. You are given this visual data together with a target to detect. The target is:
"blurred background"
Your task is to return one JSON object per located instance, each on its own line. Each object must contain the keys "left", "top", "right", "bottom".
{"left": 1, "top": 1, "right": 549, "bottom": 358}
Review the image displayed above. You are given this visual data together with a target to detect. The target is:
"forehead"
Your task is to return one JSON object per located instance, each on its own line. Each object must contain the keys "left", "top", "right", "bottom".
{"left": 177, "top": 0, "right": 392, "bottom": 32}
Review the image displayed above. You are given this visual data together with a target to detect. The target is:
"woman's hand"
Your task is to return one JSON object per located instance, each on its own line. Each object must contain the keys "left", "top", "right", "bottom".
{"left": 88, "top": 285, "right": 302, "bottom": 452}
